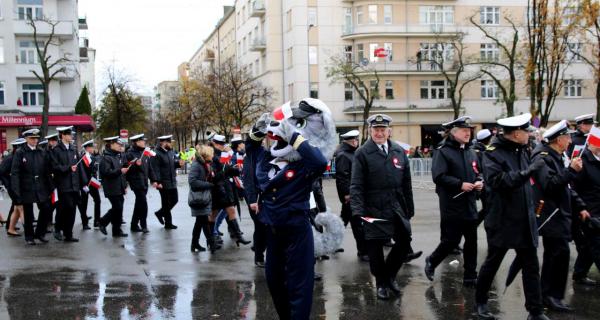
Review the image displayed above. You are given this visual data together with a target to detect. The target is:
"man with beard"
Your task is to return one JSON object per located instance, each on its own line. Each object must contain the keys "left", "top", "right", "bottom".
{"left": 150, "top": 135, "right": 184, "bottom": 229}
{"left": 335, "top": 130, "right": 368, "bottom": 262}
{"left": 351, "top": 114, "right": 415, "bottom": 300}
{"left": 49, "top": 126, "right": 86, "bottom": 242}
{"left": 126, "top": 134, "right": 157, "bottom": 233}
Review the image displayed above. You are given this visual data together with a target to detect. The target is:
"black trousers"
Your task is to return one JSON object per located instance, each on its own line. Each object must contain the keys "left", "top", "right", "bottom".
{"left": 5, "top": 203, "right": 14, "bottom": 231}
{"left": 366, "top": 224, "right": 411, "bottom": 287}
{"left": 192, "top": 215, "right": 211, "bottom": 245}
{"left": 23, "top": 201, "right": 51, "bottom": 240}
{"left": 78, "top": 187, "right": 101, "bottom": 225}
{"left": 572, "top": 222, "right": 600, "bottom": 279}
{"left": 157, "top": 188, "right": 178, "bottom": 226}
{"left": 56, "top": 191, "right": 80, "bottom": 239}
{"left": 131, "top": 188, "right": 148, "bottom": 229}
{"left": 541, "top": 237, "right": 570, "bottom": 299}
{"left": 342, "top": 203, "right": 367, "bottom": 256}
{"left": 249, "top": 205, "right": 267, "bottom": 262}
{"left": 429, "top": 218, "right": 478, "bottom": 279}
{"left": 100, "top": 195, "right": 124, "bottom": 234}
{"left": 476, "top": 245, "right": 543, "bottom": 315}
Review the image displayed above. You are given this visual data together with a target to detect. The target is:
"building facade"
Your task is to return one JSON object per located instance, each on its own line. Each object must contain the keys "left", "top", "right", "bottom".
{"left": 0, "top": 0, "right": 94, "bottom": 151}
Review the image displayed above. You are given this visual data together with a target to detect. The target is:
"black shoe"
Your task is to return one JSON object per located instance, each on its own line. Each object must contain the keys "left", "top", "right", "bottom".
{"left": 112, "top": 232, "right": 128, "bottom": 238}
{"left": 314, "top": 273, "right": 323, "bottom": 281}
{"left": 544, "top": 296, "right": 573, "bottom": 312}
{"left": 475, "top": 304, "right": 496, "bottom": 320}
{"left": 191, "top": 243, "right": 206, "bottom": 252}
{"left": 99, "top": 225, "right": 107, "bottom": 235}
{"left": 130, "top": 226, "right": 143, "bottom": 233}
{"left": 573, "top": 277, "right": 597, "bottom": 286}
{"left": 209, "top": 241, "right": 222, "bottom": 254}
{"left": 424, "top": 256, "right": 435, "bottom": 281}
{"left": 93, "top": 221, "right": 99, "bottom": 228}
{"left": 141, "top": 228, "right": 150, "bottom": 234}
{"left": 527, "top": 313, "right": 550, "bottom": 320}
{"left": 404, "top": 250, "right": 423, "bottom": 263}
{"left": 7, "top": 231, "right": 22, "bottom": 237}
{"left": 164, "top": 224, "right": 178, "bottom": 230}
{"left": 463, "top": 278, "right": 477, "bottom": 288}
{"left": 64, "top": 237, "right": 79, "bottom": 242}
{"left": 154, "top": 211, "right": 164, "bottom": 225}
{"left": 34, "top": 236, "right": 49, "bottom": 243}
{"left": 82, "top": 225, "right": 91, "bottom": 230}
{"left": 358, "top": 254, "right": 370, "bottom": 262}
{"left": 26, "top": 239, "right": 36, "bottom": 246}
{"left": 255, "top": 261, "right": 265, "bottom": 268}
{"left": 214, "top": 235, "right": 224, "bottom": 244}
{"left": 389, "top": 279, "right": 401, "bottom": 295}
{"left": 383, "top": 240, "right": 394, "bottom": 248}
{"left": 451, "top": 246, "right": 463, "bottom": 255}
{"left": 376, "top": 286, "right": 390, "bottom": 300}
{"left": 53, "top": 231, "right": 63, "bottom": 241}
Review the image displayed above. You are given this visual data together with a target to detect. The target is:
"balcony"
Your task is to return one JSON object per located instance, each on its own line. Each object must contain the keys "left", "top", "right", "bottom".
{"left": 15, "top": 63, "right": 78, "bottom": 81}
{"left": 353, "top": 60, "right": 457, "bottom": 75}
{"left": 343, "top": 99, "right": 454, "bottom": 113}
{"left": 13, "top": 19, "right": 75, "bottom": 39}
{"left": 79, "top": 47, "right": 89, "bottom": 62}
{"left": 342, "top": 24, "right": 459, "bottom": 39}
{"left": 203, "top": 49, "right": 215, "bottom": 61}
{"left": 249, "top": 37, "right": 266, "bottom": 51}
{"left": 250, "top": 0, "right": 266, "bottom": 17}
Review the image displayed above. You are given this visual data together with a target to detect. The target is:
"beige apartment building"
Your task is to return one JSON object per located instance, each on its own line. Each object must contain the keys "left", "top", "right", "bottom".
{"left": 188, "top": 0, "right": 597, "bottom": 147}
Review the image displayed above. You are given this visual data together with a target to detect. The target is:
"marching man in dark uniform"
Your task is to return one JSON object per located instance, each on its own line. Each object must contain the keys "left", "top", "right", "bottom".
{"left": 350, "top": 114, "right": 415, "bottom": 300}
{"left": 126, "top": 134, "right": 156, "bottom": 233}
{"left": 472, "top": 129, "right": 492, "bottom": 224}
{"left": 98, "top": 137, "right": 129, "bottom": 237}
{"left": 44, "top": 132, "right": 59, "bottom": 230}
{"left": 568, "top": 114, "right": 596, "bottom": 157}
{"left": 49, "top": 126, "right": 86, "bottom": 242}
{"left": 77, "top": 140, "right": 102, "bottom": 229}
{"left": 150, "top": 135, "right": 184, "bottom": 230}
{"left": 531, "top": 120, "right": 589, "bottom": 312}
{"left": 425, "top": 116, "right": 482, "bottom": 286}
{"left": 335, "top": 130, "right": 369, "bottom": 261}
{"left": 475, "top": 113, "right": 549, "bottom": 320}
{"left": 10, "top": 129, "right": 53, "bottom": 245}
{"left": 572, "top": 129, "right": 600, "bottom": 285}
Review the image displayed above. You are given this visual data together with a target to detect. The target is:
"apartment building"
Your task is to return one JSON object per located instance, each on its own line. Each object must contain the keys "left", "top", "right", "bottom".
{"left": 0, "top": 0, "right": 94, "bottom": 151}
{"left": 192, "top": 0, "right": 597, "bottom": 147}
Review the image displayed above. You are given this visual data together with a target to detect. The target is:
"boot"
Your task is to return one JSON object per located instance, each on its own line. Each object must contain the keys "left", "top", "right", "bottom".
{"left": 230, "top": 219, "right": 251, "bottom": 246}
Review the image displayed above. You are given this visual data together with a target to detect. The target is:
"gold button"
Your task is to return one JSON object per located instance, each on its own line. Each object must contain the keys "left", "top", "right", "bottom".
{"left": 273, "top": 188, "right": 277, "bottom": 192}
{"left": 272, "top": 197, "right": 276, "bottom": 201}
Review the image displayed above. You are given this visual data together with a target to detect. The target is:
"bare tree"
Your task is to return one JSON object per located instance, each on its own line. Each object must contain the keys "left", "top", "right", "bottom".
{"left": 326, "top": 56, "right": 380, "bottom": 143}
{"left": 27, "top": 16, "right": 75, "bottom": 135}
{"left": 578, "top": 0, "right": 600, "bottom": 122}
{"left": 471, "top": 15, "right": 522, "bottom": 117}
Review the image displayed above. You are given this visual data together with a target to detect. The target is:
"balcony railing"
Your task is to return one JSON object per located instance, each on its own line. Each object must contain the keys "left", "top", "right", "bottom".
{"left": 251, "top": 0, "right": 266, "bottom": 17}
{"left": 15, "top": 63, "right": 78, "bottom": 80}
{"left": 13, "top": 19, "right": 75, "bottom": 39}
{"left": 343, "top": 99, "right": 454, "bottom": 112}
{"left": 249, "top": 37, "right": 266, "bottom": 51}
{"left": 351, "top": 60, "right": 457, "bottom": 74}
{"left": 342, "top": 24, "right": 459, "bottom": 38}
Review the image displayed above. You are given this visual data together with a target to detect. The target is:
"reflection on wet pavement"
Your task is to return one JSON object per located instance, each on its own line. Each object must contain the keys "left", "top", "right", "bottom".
{"left": 0, "top": 181, "right": 598, "bottom": 319}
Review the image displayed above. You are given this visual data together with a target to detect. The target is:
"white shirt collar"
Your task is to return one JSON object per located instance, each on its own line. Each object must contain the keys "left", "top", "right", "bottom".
{"left": 63, "top": 142, "right": 70, "bottom": 149}
{"left": 594, "top": 153, "right": 600, "bottom": 162}
{"left": 28, "top": 144, "right": 36, "bottom": 150}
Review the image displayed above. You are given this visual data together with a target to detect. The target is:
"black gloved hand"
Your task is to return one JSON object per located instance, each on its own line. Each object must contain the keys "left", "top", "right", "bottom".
{"left": 251, "top": 113, "right": 271, "bottom": 139}
{"left": 521, "top": 158, "right": 545, "bottom": 177}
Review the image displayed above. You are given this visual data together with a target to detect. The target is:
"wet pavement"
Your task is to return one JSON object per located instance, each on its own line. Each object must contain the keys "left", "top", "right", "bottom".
{"left": 0, "top": 178, "right": 599, "bottom": 319}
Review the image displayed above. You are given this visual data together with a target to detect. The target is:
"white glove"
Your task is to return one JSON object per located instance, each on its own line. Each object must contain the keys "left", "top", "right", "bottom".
{"left": 82, "top": 186, "right": 89, "bottom": 193}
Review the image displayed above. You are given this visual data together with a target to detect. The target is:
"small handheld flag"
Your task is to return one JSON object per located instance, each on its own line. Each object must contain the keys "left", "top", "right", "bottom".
{"left": 571, "top": 145, "right": 585, "bottom": 159}
{"left": 82, "top": 152, "right": 92, "bottom": 167}
{"left": 89, "top": 177, "right": 101, "bottom": 189}
{"left": 587, "top": 126, "right": 600, "bottom": 148}
{"left": 51, "top": 189, "right": 59, "bottom": 204}
{"left": 220, "top": 151, "right": 231, "bottom": 164}
{"left": 361, "top": 217, "right": 388, "bottom": 223}
{"left": 143, "top": 147, "right": 156, "bottom": 158}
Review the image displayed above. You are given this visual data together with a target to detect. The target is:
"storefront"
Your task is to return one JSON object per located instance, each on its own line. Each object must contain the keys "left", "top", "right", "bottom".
{"left": 0, "top": 114, "right": 95, "bottom": 152}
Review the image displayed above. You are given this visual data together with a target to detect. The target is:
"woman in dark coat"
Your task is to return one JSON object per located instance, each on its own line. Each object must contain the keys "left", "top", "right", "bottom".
{"left": 189, "top": 145, "right": 220, "bottom": 253}
{"left": 0, "top": 138, "right": 27, "bottom": 236}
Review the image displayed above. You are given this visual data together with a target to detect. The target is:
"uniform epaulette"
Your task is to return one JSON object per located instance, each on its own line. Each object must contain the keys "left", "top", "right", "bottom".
{"left": 474, "top": 149, "right": 480, "bottom": 153}
{"left": 486, "top": 145, "right": 496, "bottom": 151}
{"left": 436, "top": 145, "right": 444, "bottom": 150}
{"left": 540, "top": 152, "right": 549, "bottom": 156}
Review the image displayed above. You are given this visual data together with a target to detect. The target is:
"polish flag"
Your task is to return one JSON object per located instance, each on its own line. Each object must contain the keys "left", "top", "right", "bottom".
{"left": 273, "top": 101, "right": 293, "bottom": 121}
{"left": 236, "top": 153, "right": 245, "bottom": 166}
{"left": 220, "top": 151, "right": 231, "bottom": 164}
{"left": 82, "top": 152, "right": 92, "bottom": 167}
{"left": 571, "top": 145, "right": 585, "bottom": 159}
{"left": 51, "top": 189, "right": 59, "bottom": 204}
{"left": 233, "top": 176, "right": 244, "bottom": 189}
{"left": 326, "top": 161, "right": 331, "bottom": 171}
{"left": 143, "top": 147, "right": 156, "bottom": 157}
{"left": 361, "top": 217, "right": 387, "bottom": 223}
{"left": 89, "top": 177, "right": 101, "bottom": 189}
{"left": 587, "top": 126, "right": 600, "bottom": 148}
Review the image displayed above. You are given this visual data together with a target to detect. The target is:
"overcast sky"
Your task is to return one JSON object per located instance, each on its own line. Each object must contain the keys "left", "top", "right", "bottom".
{"left": 78, "top": 0, "right": 235, "bottom": 98}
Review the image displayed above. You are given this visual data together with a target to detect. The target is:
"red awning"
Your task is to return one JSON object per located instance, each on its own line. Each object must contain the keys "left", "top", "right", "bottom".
{"left": 0, "top": 115, "right": 95, "bottom": 131}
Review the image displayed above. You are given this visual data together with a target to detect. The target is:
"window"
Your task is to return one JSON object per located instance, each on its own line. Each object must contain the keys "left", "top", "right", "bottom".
{"left": 369, "top": 43, "right": 378, "bottom": 62}
{"left": 383, "top": 5, "right": 392, "bottom": 24}
{"left": 309, "top": 46, "right": 317, "bottom": 65}
{"left": 480, "top": 43, "right": 499, "bottom": 62}
{"left": 481, "top": 80, "right": 498, "bottom": 99}
{"left": 480, "top": 7, "right": 499, "bottom": 25}
{"left": 356, "top": 6, "right": 363, "bottom": 25}
{"left": 286, "top": 9, "right": 292, "bottom": 31}
{"left": 287, "top": 47, "right": 293, "bottom": 68}
{"left": 384, "top": 42, "right": 393, "bottom": 62}
{"left": 420, "top": 80, "right": 447, "bottom": 99}
{"left": 0, "top": 38, "right": 4, "bottom": 64}
{"left": 0, "top": 82, "right": 5, "bottom": 105}
{"left": 19, "top": 40, "right": 41, "bottom": 64}
{"left": 420, "top": 43, "right": 453, "bottom": 69}
{"left": 385, "top": 80, "right": 394, "bottom": 99}
{"left": 22, "top": 84, "right": 44, "bottom": 106}
{"left": 357, "top": 44, "right": 364, "bottom": 62}
{"left": 567, "top": 43, "right": 582, "bottom": 62}
{"left": 563, "top": 6, "right": 579, "bottom": 26}
{"left": 368, "top": 5, "right": 377, "bottom": 24}
{"left": 288, "top": 83, "right": 294, "bottom": 101}
{"left": 310, "top": 83, "right": 319, "bottom": 98}
{"left": 308, "top": 7, "right": 317, "bottom": 26}
{"left": 255, "top": 58, "right": 260, "bottom": 75}
{"left": 370, "top": 80, "right": 379, "bottom": 99}
{"left": 344, "top": 82, "right": 353, "bottom": 101}
{"left": 17, "top": 0, "right": 43, "bottom": 20}
{"left": 419, "top": 6, "right": 454, "bottom": 28}
{"left": 344, "top": 45, "right": 353, "bottom": 62}
{"left": 564, "top": 79, "right": 582, "bottom": 97}
{"left": 344, "top": 8, "right": 353, "bottom": 34}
